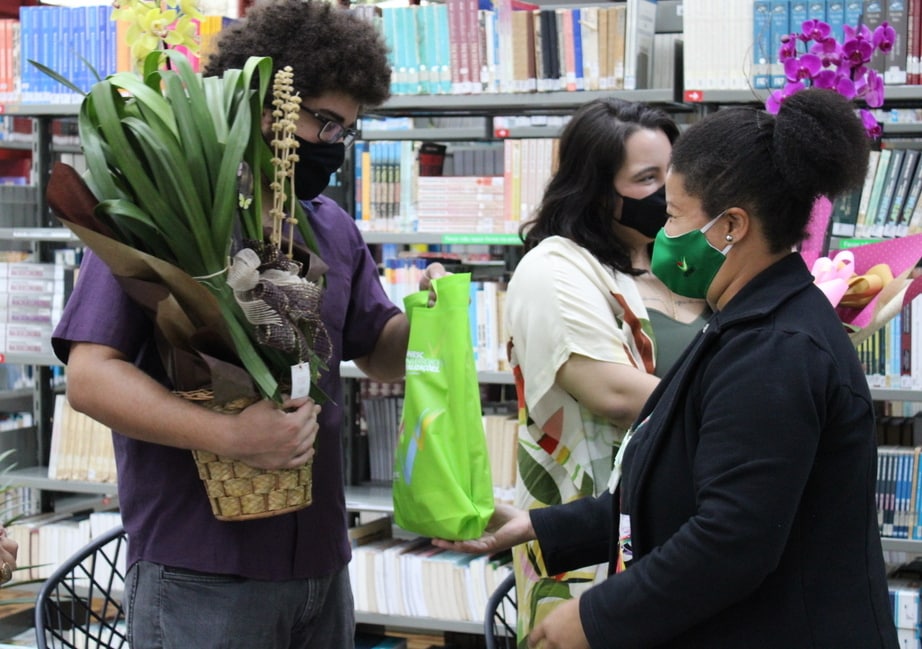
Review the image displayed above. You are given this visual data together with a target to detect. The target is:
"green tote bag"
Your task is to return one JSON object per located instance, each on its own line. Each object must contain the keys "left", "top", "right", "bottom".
{"left": 392, "top": 272, "right": 495, "bottom": 540}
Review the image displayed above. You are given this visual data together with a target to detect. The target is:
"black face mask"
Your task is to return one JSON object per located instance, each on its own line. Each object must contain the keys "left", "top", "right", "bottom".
{"left": 617, "top": 185, "right": 668, "bottom": 239}
{"left": 293, "top": 136, "right": 346, "bottom": 199}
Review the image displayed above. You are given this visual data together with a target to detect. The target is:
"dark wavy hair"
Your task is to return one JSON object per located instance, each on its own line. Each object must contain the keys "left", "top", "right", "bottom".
{"left": 669, "top": 88, "right": 870, "bottom": 253}
{"left": 203, "top": 0, "right": 391, "bottom": 108}
{"left": 520, "top": 97, "right": 680, "bottom": 275}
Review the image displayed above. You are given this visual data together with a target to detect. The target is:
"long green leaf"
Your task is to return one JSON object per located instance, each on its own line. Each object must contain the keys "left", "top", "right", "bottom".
{"left": 27, "top": 59, "right": 84, "bottom": 96}
{"left": 163, "top": 50, "right": 223, "bottom": 199}
{"left": 120, "top": 116, "right": 216, "bottom": 272}
{"left": 212, "top": 100, "right": 254, "bottom": 257}
{"left": 107, "top": 72, "right": 180, "bottom": 141}
{"left": 78, "top": 100, "right": 125, "bottom": 202}
{"left": 203, "top": 75, "right": 231, "bottom": 142}
{"left": 87, "top": 83, "right": 176, "bottom": 228}
{"left": 216, "top": 295, "right": 279, "bottom": 400}
{"left": 211, "top": 58, "right": 272, "bottom": 257}
{"left": 239, "top": 57, "right": 274, "bottom": 243}
{"left": 161, "top": 71, "right": 213, "bottom": 220}
{"left": 94, "top": 199, "right": 175, "bottom": 260}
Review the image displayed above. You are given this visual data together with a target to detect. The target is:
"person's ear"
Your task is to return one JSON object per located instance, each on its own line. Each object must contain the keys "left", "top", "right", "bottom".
{"left": 722, "top": 208, "right": 750, "bottom": 244}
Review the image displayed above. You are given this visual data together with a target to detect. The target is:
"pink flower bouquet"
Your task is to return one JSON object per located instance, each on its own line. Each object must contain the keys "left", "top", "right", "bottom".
{"left": 803, "top": 197, "right": 922, "bottom": 346}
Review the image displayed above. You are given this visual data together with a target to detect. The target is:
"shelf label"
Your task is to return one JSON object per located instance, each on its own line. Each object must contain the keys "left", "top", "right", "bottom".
{"left": 837, "top": 237, "right": 879, "bottom": 249}
{"left": 12, "top": 228, "right": 73, "bottom": 239}
{"left": 440, "top": 233, "right": 522, "bottom": 245}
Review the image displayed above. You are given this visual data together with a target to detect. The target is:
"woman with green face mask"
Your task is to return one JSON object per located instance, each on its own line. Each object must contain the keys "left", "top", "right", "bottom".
{"left": 434, "top": 88, "right": 899, "bottom": 649}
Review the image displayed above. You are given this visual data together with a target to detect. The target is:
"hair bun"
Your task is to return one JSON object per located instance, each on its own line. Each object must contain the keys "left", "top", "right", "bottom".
{"left": 772, "top": 89, "right": 870, "bottom": 199}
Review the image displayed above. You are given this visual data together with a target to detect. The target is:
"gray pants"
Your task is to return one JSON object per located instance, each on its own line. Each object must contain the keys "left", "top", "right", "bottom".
{"left": 124, "top": 560, "right": 355, "bottom": 649}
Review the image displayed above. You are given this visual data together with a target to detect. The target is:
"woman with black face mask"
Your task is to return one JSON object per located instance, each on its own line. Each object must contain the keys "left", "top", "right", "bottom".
{"left": 499, "top": 97, "right": 708, "bottom": 643}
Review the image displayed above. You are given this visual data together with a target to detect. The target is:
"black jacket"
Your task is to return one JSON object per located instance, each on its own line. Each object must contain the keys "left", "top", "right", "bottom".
{"left": 532, "top": 253, "right": 899, "bottom": 648}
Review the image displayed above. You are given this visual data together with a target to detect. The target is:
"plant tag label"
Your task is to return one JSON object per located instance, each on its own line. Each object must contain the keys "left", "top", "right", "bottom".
{"left": 290, "top": 363, "right": 311, "bottom": 399}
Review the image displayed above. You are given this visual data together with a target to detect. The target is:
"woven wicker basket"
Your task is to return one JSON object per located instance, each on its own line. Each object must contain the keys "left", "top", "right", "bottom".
{"left": 181, "top": 390, "right": 313, "bottom": 521}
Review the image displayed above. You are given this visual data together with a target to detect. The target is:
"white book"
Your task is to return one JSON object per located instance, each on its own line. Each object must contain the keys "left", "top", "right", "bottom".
{"left": 623, "top": 0, "right": 657, "bottom": 89}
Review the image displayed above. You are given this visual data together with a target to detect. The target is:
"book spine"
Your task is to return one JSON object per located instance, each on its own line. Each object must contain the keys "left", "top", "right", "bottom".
{"left": 572, "top": 8, "right": 584, "bottom": 91}
{"left": 753, "top": 0, "right": 773, "bottom": 89}
{"left": 769, "top": 0, "right": 791, "bottom": 89}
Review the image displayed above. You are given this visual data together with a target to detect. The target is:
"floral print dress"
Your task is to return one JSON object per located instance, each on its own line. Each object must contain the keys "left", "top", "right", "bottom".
{"left": 504, "top": 236, "right": 655, "bottom": 645}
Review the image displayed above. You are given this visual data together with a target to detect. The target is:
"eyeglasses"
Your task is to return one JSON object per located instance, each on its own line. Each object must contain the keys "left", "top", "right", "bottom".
{"left": 304, "top": 108, "right": 357, "bottom": 148}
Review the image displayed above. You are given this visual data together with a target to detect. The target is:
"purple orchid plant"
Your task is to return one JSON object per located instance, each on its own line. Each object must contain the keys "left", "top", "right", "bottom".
{"left": 766, "top": 19, "right": 895, "bottom": 138}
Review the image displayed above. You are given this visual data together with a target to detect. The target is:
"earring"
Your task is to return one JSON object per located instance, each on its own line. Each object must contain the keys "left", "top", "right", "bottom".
{"left": 725, "top": 235, "right": 733, "bottom": 242}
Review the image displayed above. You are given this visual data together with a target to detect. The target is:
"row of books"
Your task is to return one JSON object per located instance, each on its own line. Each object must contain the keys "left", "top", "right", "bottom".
{"left": 358, "top": 387, "right": 518, "bottom": 499}
{"left": 856, "top": 295, "right": 922, "bottom": 392}
{"left": 7, "top": 1, "right": 922, "bottom": 107}
{"left": 353, "top": 137, "right": 557, "bottom": 234}
{"left": 0, "top": 260, "right": 72, "bottom": 357}
{"left": 366, "top": 0, "right": 922, "bottom": 96}
{"left": 48, "top": 393, "right": 117, "bottom": 484}
{"left": 375, "top": 0, "right": 659, "bottom": 96}
{"left": 831, "top": 146, "right": 922, "bottom": 241}
{"left": 686, "top": 0, "right": 920, "bottom": 93}
{"left": 3, "top": 6, "right": 232, "bottom": 104}
{"left": 348, "top": 515, "right": 513, "bottom": 623}
{"left": 5, "top": 510, "right": 122, "bottom": 582}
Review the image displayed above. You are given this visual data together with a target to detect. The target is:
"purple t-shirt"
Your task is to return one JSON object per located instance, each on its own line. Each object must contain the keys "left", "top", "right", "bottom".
{"left": 52, "top": 195, "right": 401, "bottom": 580}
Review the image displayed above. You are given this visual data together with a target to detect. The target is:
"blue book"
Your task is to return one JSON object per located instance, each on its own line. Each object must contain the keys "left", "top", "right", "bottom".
{"left": 844, "top": 0, "right": 863, "bottom": 37}
{"left": 72, "top": 6, "right": 87, "bottom": 94}
{"left": 353, "top": 140, "right": 368, "bottom": 222}
{"left": 380, "top": 8, "right": 401, "bottom": 95}
{"left": 769, "top": 0, "right": 791, "bottom": 89}
{"left": 913, "top": 451, "right": 922, "bottom": 539}
{"left": 790, "top": 1, "right": 808, "bottom": 37}
{"left": 417, "top": 3, "right": 438, "bottom": 94}
{"left": 826, "top": 1, "right": 846, "bottom": 40}
{"left": 572, "top": 8, "right": 584, "bottom": 90}
{"left": 408, "top": 6, "right": 423, "bottom": 94}
{"left": 806, "top": 0, "right": 827, "bottom": 21}
{"left": 753, "top": 0, "right": 773, "bottom": 89}
{"left": 469, "top": 280, "right": 481, "bottom": 366}
{"left": 101, "top": 4, "right": 115, "bottom": 77}
{"left": 18, "top": 6, "right": 35, "bottom": 101}
{"left": 434, "top": 3, "right": 453, "bottom": 94}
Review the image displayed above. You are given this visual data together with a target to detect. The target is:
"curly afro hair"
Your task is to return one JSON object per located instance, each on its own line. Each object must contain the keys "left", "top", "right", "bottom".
{"left": 203, "top": 0, "right": 391, "bottom": 108}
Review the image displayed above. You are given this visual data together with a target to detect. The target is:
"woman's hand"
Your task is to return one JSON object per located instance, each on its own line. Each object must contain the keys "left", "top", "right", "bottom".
{"left": 527, "top": 597, "right": 590, "bottom": 649}
{"left": 0, "top": 525, "right": 18, "bottom": 584}
{"left": 432, "top": 503, "right": 535, "bottom": 554}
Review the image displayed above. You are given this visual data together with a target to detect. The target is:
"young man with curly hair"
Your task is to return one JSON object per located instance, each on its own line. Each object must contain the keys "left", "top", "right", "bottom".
{"left": 52, "top": 2, "right": 410, "bottom": 647}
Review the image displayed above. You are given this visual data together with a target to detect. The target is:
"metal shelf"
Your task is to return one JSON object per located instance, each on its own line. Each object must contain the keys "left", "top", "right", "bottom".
{"left": 360, "top": 231, "right": 522, "bottom": 246}
{"left": 369, "top": 89, "right": 679, "bottom": 117}
{"left": 870, "top": 388, "right": 922, "bottom": 402}
{"left": 345, "top": 484, "right": 394, "bottom": 513}
{"left": 0, "top": 103, "right": 80, "bottom": 117}
{"left": 6, "top": 466, "right": 118, "bottom": 495}
{"left": 881, "top": 537, "right": 922, "bottom": 553}
{"left": 0, "top": 389, "right": 34, "bottom": 413}
{"left": 355, "top": 610, "right": 485, "bottom": 635}
{"left": 341, "top": 361, "right": 513, "bottom": 385}
{"left": 360, "top": 126, "right": 491, "bottom": 141}
{"left": 0, "top": 227, "right": 77, "bottom": 242}
{"left": 0, "top": 352, "right": 61, "bottom": 366}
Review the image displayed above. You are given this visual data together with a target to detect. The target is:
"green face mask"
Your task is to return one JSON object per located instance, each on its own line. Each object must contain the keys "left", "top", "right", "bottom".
{"left": 650, "top": 211, "right": 732, "bottom": 299}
